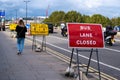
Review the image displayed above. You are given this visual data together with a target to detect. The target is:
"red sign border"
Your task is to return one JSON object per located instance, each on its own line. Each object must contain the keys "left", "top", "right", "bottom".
{"left": 67, "top": 23, "right": 105, "bottom": 48}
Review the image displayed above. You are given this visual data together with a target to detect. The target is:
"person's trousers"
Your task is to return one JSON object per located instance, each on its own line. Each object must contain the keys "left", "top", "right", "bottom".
{"left": 17, "top": 38, "right": 25, "bottom": 53}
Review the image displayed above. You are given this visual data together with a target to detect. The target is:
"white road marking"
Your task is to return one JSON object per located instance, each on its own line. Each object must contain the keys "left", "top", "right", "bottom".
{"left": 28, "top": 35, "right": 120, "bottom": 72}
{"left": 105, "top": 47, "right": 120, "bottom": 52}
{"left": 45, "top": 41, "right": 120, "bottom": 71}
{"left": 46, "top": 35, "right": 120, "bottom": 71}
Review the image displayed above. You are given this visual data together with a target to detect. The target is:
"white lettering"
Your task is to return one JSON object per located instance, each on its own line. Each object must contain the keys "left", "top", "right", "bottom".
{"left": 80, "top": 33, "right": 93, "bottom": 37}
{"left": 80, "top": 26, "right": 91, "bottom": 30}
{"left": 76, "top": 40, "right": 96, "bottom": 45}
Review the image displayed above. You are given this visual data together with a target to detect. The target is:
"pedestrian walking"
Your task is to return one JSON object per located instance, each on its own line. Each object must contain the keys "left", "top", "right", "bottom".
{"left": 15, "top": 19, "right": 27, "bottom": 55}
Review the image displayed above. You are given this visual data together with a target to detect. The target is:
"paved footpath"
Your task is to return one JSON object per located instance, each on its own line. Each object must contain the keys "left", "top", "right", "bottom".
{"left": 0, "top": 31, "right": 74, "bottom": 80}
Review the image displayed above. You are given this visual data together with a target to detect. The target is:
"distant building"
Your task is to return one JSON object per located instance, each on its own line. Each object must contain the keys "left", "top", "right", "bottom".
{"left": 23, "top": 16, "right": 46, "bottom": 24}
{"left": 5, "top": 16, "right": 46, "bottom": 29}
{"left": 34, "top": 16, "right": 46, "bottom": 23}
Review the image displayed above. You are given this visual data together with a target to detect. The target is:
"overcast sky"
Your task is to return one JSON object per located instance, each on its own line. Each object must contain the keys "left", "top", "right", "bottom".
{"left": 0, "top": 0, "right": 120, "bottom": 19}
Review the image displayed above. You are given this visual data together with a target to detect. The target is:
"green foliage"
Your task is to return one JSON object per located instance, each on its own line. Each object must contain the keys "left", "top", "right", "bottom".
{"left": 81, "top": 15, "right": 91, "bottom": 23}
{"left": 44, "top": 11, "right": 65, "bottom": 26}
{"left": 111, "top": 17, "right": 120, "bottom": 27}
{"left": 43, "top": 10, "right": 120, "bottom": 27}
{"left": 64, "top": 10, "right": 82, "bottom": 22}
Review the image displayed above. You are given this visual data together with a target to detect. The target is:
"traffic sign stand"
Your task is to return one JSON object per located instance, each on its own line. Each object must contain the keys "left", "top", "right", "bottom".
{"left": 30, "top": 23, "right": 48, "bottom": 52}
{"left": 32, "top": 35, "right": 37, "bottom": 51}
{"left": 66, "top": 23, "right": 104, "bottom": 80}
{"left": 41, "top": 35, "right": 46, "bottom": 51}
{"left": 68, "top": 48, "right": 101, "bottom": 80}
{"left": 32, "top": 35, "right": 46, "bottom": 52}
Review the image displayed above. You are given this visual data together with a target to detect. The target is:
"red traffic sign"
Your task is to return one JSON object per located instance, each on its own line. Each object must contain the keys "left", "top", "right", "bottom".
{"left": 67, "top": 23, "right": 104, "bottom": 48}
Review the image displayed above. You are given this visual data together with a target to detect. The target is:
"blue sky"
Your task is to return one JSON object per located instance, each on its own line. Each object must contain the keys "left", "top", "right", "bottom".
{"left": 0, "top": 0, "right": 120, "bottom": 19}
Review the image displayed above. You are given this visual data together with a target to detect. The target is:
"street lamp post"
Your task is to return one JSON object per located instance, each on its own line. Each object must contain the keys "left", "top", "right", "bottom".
{"left": 15, "top": 9, "right": 17, "bottom": 23}
{"left": 46, "top": 5, "right": 49, "bottom": 18}
{"left": 24, "top": 0, "right": 30, "bottom": 24}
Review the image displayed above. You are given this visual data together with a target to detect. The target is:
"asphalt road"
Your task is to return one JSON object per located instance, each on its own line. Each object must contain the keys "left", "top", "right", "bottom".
{"left": 0, "top": 31, "right": 75, "bottom": 80}
{"left": 30, "top": 30, "right": 120, "bottom": 80}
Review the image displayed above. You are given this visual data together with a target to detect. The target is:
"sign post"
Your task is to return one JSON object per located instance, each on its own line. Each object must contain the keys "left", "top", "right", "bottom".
{"left": 9, "top": 23, "right": 17, "bottom": 38}
{"left": 30, "top": 23, "right": 49, "bottom": 52}
{"left": 67, "top": 23, "right": 104, "bottom": 80}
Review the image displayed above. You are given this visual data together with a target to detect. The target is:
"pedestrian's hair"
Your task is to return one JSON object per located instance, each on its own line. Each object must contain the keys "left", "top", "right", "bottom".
{"left": 18, "top": 20, "right": 25, "bottom": 26}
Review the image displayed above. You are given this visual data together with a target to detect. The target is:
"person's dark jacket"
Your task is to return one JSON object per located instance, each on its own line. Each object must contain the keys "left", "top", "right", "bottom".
{"left": 105, "top": 25, "right": 117, "bottom": 36}
{"left": 106, "top": 26, "right": 113, "bottom": 32}
{"left": 15, "top": 25, "right": 27, "bottom": 38}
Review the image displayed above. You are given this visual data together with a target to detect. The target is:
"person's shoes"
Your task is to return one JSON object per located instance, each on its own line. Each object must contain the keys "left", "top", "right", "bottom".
{"left": 17, "top": 51, "right": 21, "bottom": 55}
{"left": 19, "top": 52, "right": 22, "bottom": 55}
{"left": 17, "top": 52, "right": 20, "bottom": 55}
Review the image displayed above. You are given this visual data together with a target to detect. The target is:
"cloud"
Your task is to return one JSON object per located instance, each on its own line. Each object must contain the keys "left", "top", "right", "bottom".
{"left": 84, "top": 0, "right": 102, "bottom": 9}
{"left": 0, "top": 0, "right": 120, "bottom": 19}
{"left": 29, "top": 0, "right": 56, "bottom": 9}
{"left": 19, "top": 8, "right": 26, "bottom": 14}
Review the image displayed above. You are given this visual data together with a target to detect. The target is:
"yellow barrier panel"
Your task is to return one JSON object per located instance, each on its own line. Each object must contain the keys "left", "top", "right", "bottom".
{"left": 30, "top": 23, "right": 49, "bottom": 35}
{"left": 9, "top": 23, "right": 17, "bottom": 31}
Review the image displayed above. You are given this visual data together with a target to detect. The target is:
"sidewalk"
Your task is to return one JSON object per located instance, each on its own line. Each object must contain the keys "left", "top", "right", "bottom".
{"left": 0, "top": 31, "right": 104, "bottom": 80}
{"left": 0, "top": 31, "right": 73, "bottom": 80}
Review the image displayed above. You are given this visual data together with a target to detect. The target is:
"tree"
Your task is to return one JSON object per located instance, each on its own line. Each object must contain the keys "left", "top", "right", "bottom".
{"left": 90, "top": 14, "right": 111, "bottom": 27}
{"left": 111, "top": 17, "right": 120, "bottom": 27}
{"left": 64, "top": 10, "right": 82, "bottom": 22}
{"left": 43, "top": 10, "right": 120, "bottom": 28}
{"left": 81, "top": 15, "right": 91, "bottom": 23}
{"left": 44, "top": 11, "right": 65, "bottom": 25}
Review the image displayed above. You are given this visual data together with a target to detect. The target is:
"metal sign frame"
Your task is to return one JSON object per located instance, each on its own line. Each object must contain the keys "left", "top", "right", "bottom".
{"left": 30, "top": 23, "right": 49, "bottom": 35}
{"left": 32, "top": 35, "right": 46, "bottom": 52}
{"left": 68, "top": 48, "right": 101, "bottom": 80}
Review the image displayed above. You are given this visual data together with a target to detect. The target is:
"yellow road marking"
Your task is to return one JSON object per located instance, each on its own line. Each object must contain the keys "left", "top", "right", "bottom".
{"left": 25, "top": 37, "right": 118, "bottom": 80}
